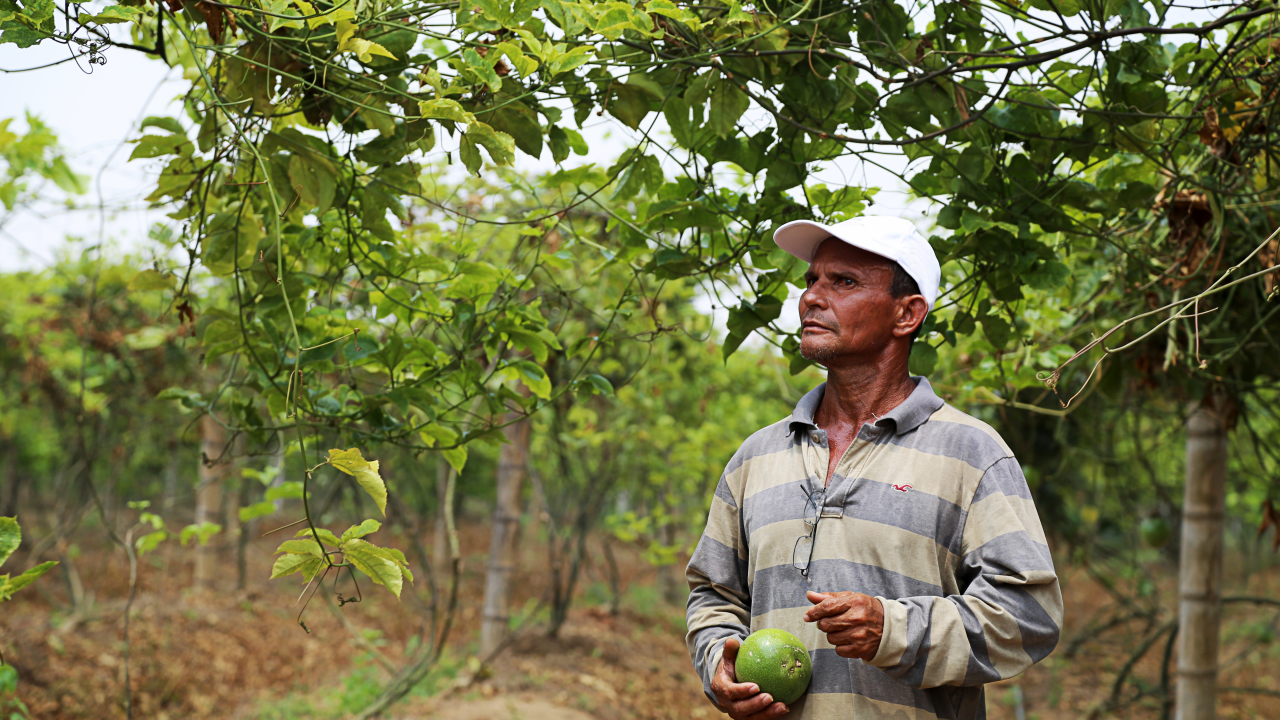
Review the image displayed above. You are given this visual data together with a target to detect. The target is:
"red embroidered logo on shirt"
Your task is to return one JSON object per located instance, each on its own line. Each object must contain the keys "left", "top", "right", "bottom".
{"left": 892, "top": 484, "right": 912, "bottom": 492}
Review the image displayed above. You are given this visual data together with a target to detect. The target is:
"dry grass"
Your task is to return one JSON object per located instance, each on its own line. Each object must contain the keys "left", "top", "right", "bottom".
{"left": 2, "top": 521, "right": 1277, "bottom": 720}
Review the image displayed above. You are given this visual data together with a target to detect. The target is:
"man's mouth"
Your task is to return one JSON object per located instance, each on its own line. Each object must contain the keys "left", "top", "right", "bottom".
{"left": 802, "top": 320, "right": 834, "bottom": 334}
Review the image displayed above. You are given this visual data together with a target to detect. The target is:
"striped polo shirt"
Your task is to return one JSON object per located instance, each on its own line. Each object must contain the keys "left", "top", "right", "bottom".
{"left": 685, "top": 377, "right": 1062, "bottom": 719}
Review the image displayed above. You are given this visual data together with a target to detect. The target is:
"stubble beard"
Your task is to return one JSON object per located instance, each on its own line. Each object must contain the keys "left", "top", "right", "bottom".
{"left": 799, "top": 315, "right": 843, "bottom": 365}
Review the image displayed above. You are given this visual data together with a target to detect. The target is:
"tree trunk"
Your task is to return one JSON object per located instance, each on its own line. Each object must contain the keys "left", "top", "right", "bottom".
{"left": 193, "top": 414, "right": 225, "bottom": 591}
{"left": 162, "top": 442, "right": 180, "bottom": 511}
{"left": 481, "top": 414, "right": 530, "bottom": 656}
{"left": 269, "top": 442, "right": 286, "bottom": 513}
{"left": 1175, "top": 406, "right": 1227, "bottom": 720}
{"left": 656, "top": 521, "right": 683, "bottom": 605}
{"left": 433, "top": 461, "right": 450, "bottom": 573}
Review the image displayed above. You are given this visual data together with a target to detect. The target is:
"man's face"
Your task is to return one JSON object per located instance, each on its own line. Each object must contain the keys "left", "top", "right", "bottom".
{"left": 797, "top": 239, "right": 920, "bottom": 366}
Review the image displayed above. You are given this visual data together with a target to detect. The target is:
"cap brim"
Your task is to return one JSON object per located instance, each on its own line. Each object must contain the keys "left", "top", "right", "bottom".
{"left": 773, "top": 220, "right": 835, "bottom": 263}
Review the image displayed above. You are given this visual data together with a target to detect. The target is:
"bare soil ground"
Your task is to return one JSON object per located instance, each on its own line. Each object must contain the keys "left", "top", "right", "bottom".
{"left": 3, "top": 520, "right": 1278, "bottom": 720}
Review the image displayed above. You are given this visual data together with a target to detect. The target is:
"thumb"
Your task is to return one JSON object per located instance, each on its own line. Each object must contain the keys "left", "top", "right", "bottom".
{"left": 807, "top": 590, "right": 830, "bottom": 605}
{"left": 721, "top": 636, "right": 741, "bottom": 666}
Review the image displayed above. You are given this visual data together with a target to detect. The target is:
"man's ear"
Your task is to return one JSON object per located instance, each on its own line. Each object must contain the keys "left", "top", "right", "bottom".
{"left": 893, "top": 295, "right": 929, "bottom": 338}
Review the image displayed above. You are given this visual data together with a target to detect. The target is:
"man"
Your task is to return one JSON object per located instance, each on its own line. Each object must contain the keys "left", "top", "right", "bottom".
{"left": 685, "top": 216, "right": 1062, "bottom": 720}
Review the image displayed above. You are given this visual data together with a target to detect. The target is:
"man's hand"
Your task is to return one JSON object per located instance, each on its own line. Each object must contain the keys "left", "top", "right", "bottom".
{"left": 710, "top": 637, "right": 790, "bottom": 719}
{"left": 804, "top": 591, "right": 884, "bottom": 661}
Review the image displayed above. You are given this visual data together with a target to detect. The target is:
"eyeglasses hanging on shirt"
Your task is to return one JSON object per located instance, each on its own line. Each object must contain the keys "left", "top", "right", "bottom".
{"left": 793, "top": 487, "right": 825, "bottom": 576}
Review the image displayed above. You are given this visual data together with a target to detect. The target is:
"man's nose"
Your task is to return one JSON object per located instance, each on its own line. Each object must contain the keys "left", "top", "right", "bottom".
{"left": 801, "top": 284, "right": 829, "bottom": 310}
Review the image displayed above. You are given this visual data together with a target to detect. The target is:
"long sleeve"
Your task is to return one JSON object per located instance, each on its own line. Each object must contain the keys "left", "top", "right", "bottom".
{"left": 867, "top": 457, "right": 1063, "bottom": 688}
{"left": 685, "top": 470, "right": 751, "bottom": 705}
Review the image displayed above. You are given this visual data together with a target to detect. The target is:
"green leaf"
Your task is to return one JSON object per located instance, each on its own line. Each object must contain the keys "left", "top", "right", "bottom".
{"left": 275, "top": 538, "right": 327, "bottom": 556}
{"left": 420, "top": 423, "right": 459, "bottom": 448}
{"left": 140, "top": 116, "right": 185, "bottom": 134}
{"left": 129, "top": 134, "right": 191, "bottom": 161}
{"left": 709, "top": 78, "right": 749, "bottom": 138}
{"left": 0, "top": 517, "right": 20, "bottom": 567}
{"left": 0, "top": 560, "right": 57, "bottom": 601}
{"left": 419, "top": 98, "right": 475, "bottom": 124}
{"left": 514, "top": 360, "right": 551, "bottom": 399}
{"left": 459, "top": 135, "right": 482, "bottom": 174}
{"left": 270, "top": 553, "right": 324, "bottom": 581}
{"left": 908, "top": 341, "right": 939, "bottom": 376}
{"left": 83, "top": 4, "right": 144, "bottom": 24}
{"left": 607, "top": 84, "right": 652, "bottom": 130}
{"left": 327, "top": 448, "right": 387, "bottom": 516}
{"left": 487, "top": 103, "right": 543, "bottom": 158}
{"left": 238, "top": 501, "right": 277, "bottom": 523}
{"left": 128, "top": 269, "right": 176, "bottom": 291}
{"left": 294, "top": 527, "right": 342, "bottom": 547}
{"left": 180, "top": 522, "right": 221, "bottom": 546}
{"left": 463, "top": 47, "right": 502, "bottom": 92}
{"left": 585, "top": 374, "right": 613, "bottom": 395}
{"left": 265, "top": 481, "right": 303, "bottom": 501}
{"left": 981, "top": 315, "right": 1013, "bottom": 348}
{"left": 465, "top": 121, "right": 516, "bottom": 167}
{"left": 1025, "top": 260, "right": 1071, "bottom": 290}
{"left": 288, "top": 154, "right": 337, "bottom": 215}
{"left": 341, "top": 519, "right": 382, "bottom": 542}
{"left": 442, "top": 445, "right": 468, "bottom": 473}
{"left": 46, "top": 157, "right": 87, "bottom": 194}
{"left": 342, "top": 538, "right": 403, "bottom": 597}
{"left": 134, "top": 531, "right": 167, "bottom": 557}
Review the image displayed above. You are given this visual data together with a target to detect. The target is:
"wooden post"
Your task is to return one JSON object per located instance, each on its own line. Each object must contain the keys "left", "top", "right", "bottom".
{"left": 193, "top": 414, "right": 225, "bottom": 591}
{"left": 481, "top": 413, "right": 530, "bottom": 656}
{"left": 1175, "top": 406, "right": 1227, "bottom": 720}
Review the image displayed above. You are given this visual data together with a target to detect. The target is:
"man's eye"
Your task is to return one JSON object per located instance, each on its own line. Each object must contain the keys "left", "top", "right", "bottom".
{"left": 841, "top": 278, "right": 855, "bottom": 287}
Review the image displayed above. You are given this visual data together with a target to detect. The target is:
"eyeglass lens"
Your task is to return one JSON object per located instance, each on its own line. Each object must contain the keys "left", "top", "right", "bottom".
{"left": 804, "top": 490, "right": 823, "bottom": 526}
{"left": 792, "top": 534, "right": 814, "bottom": 571}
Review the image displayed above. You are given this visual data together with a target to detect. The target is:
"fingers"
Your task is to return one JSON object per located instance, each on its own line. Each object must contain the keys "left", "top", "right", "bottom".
{"left": 806, "top": 590, "right": 830, "bottom": 605}
{"left": 834, "top": 644, "right": 874, "bottom": 661}
{"left": 804, "top": 593, "right": 850, "bottom": 622}
{"left": 728, "top": 692, "right": 780, "bottom": 718}
{"left": 741, "top": 701, "right": 790, "bottom": 719}
{"left": 719, "top": 679, "right": 761, "bottom": 702}
{"left": 714, "top": 638, "right": 762, "bottom": 703}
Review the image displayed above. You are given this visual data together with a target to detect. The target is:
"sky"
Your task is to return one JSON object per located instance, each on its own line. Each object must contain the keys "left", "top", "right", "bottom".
{"left": 0, "top": 38, "right": 185, "bottom": 270}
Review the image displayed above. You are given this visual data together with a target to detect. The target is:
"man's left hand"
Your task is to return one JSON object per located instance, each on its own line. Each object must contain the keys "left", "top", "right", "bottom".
{"left": 803, "top": 591, "right": 884, "bottom": 661}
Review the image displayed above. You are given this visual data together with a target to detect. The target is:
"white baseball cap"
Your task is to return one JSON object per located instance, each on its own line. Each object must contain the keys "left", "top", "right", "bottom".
{"left": 773, "top": 215, "right": 942, "bottom": 311}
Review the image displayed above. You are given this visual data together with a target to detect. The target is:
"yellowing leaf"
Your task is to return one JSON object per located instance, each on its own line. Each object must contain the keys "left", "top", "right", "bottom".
{"left": 442, "top": 445, "right": 468, "bottom": 473}
{"left": 335, "top": 18, "right": 357, "bottom": 48}
{"left": 340, "top": 519, "right": 382, "bottom": 542}
{"left": 0, "top": 517, "right": 21, "bottom": 566}
{"left": 294, "top": 527, "right": 342, "bottom": 547}
{"left": 270, "top": 553, "right": 323, "bottom": 581}
{"left": 343, "top": 539, "right": 403, "bottom": 597}
{"left": 344, "top": 38, "right": 398, "bottom": 63}
{"left": 295, "top": 0, "right": 355, "bottom": 27}
{"left": 275, "top": 538, "right": 326, "bottom": 556}
{"left": 418, "top": 98, "right": 474, "bottom": 124}
{"left": 327, "top": 448, "right": 387, "bottom": 516}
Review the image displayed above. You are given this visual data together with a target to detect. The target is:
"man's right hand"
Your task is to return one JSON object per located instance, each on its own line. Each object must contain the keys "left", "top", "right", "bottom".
{"left": 710, "top": 637, "right": 790, "bottom": 719}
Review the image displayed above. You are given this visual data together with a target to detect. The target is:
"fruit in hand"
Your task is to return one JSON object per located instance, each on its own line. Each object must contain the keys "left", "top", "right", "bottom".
{"left": 734, "top": 628, "right": 812, "bottom": 705}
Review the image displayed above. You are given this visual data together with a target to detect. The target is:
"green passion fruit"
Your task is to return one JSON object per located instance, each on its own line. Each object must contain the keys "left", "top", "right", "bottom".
{"left": 734, "top": 628, "right": 813, "bottom": 705}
